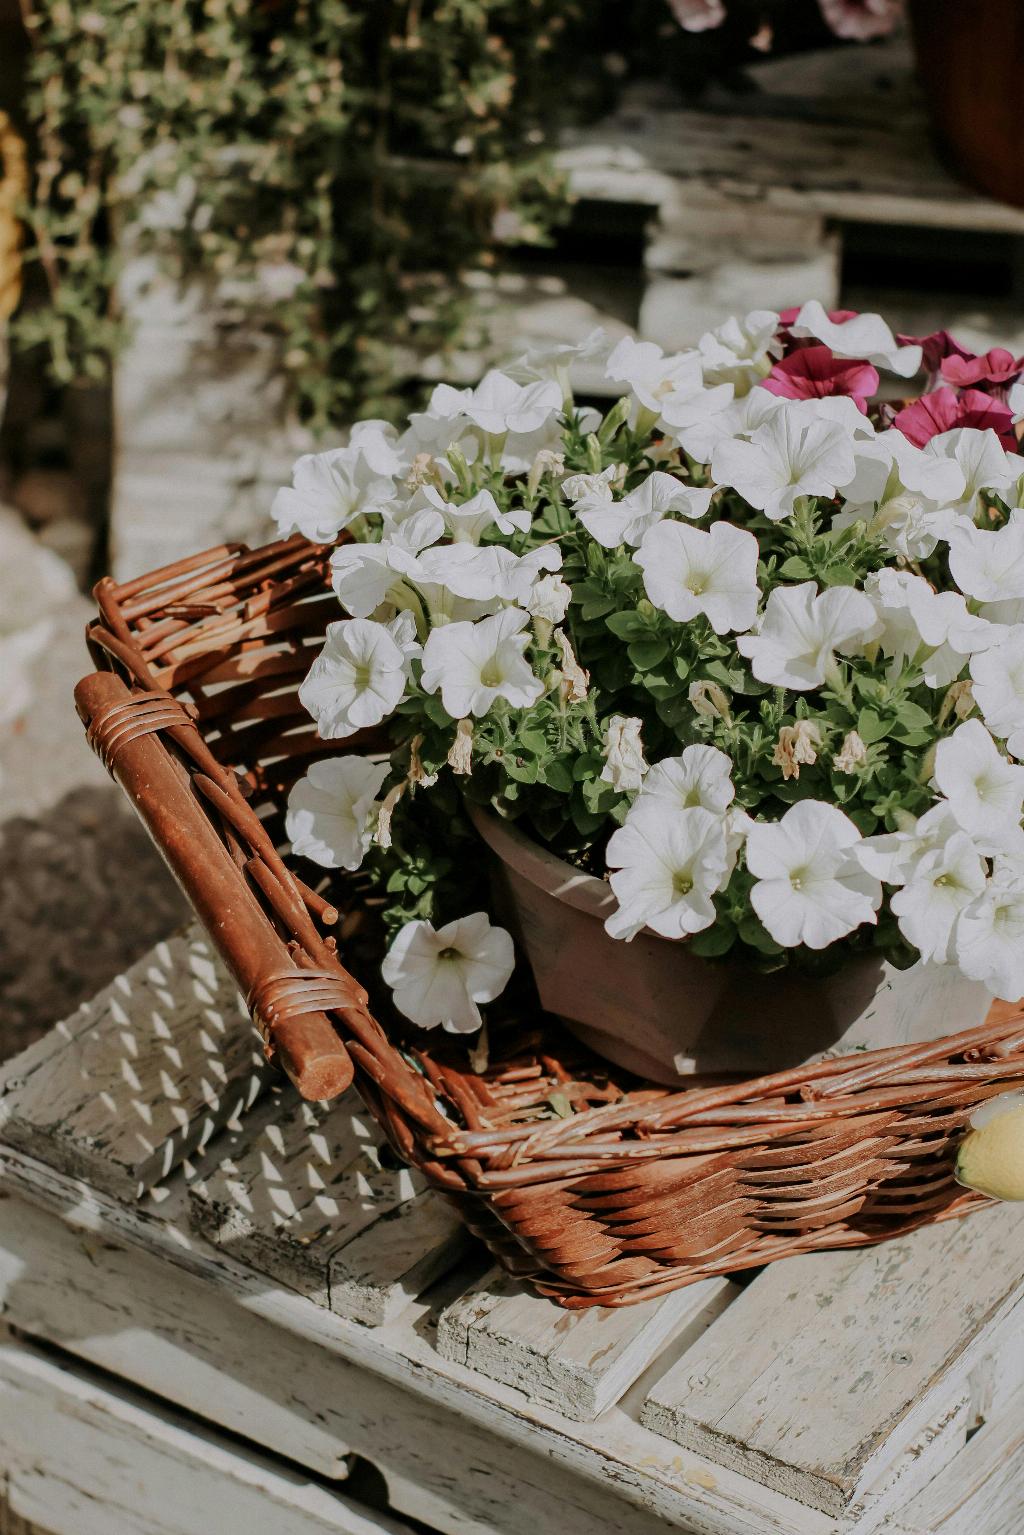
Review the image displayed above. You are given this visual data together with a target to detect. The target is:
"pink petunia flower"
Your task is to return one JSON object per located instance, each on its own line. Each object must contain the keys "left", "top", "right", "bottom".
{"left": 817, "top": 0, "right": 903, "bottom": 40}
{"left": 893, "top": 387, "right": 1017, "bottom": 450}
{"left": 941, "top": 348, "right": 1024, "bottom": 390}
{"left": 665, "top": 0, "right": 726, "bottom": 30}
{"left": 898, "top": 329, "right": 974, "bottom": 378}
{"left": 761, "top": 345, "right": 880, "bottom": 412}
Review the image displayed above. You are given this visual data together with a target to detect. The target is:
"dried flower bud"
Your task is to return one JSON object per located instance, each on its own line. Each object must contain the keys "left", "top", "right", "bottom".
{"left": 447, "top": 718, "right": 474, "bottom": 775}
{"left": 772, "top": 720, "right": 822, "bottom": 781}
{"left": 833, "top": 729, "right": 867, "bottom": 774}
{"left": 555, "top": 629, "right": 589, "bottom": 704}
{"left": 688, "top": 679, "right": 731, "bottom": 721}
{"left": 408, "top": 733, "right": 438, "bottom": 788}
{"left": 938, "top": 679, "right": 975, "bottom": 727}
{"left": 375, "top": 781, "right": 406, "bottom": 848}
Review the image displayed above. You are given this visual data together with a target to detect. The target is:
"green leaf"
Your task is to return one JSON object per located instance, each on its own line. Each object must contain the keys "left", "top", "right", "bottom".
{"left": 690, "top": 920, "right": 736, "bottom": 958}
{"left": 424, "top": 695, "right": 453, "bottom": 728}
{"left": 857, "top": 708, "right": 889, "bottom": 745}
{"left": 628, "top": 638, "right": 669, "bottom": 671}
{"left": 778, "top": 555, "right": 812, "bottom": 580}
{"left": 542, "top": 760, "right": 574, "bottom": 793}
{"left": 605, "top": 612, "right": 650, "bottom": 641}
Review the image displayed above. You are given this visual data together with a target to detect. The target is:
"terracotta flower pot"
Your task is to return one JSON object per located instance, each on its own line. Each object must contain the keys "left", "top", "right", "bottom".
{"left": 908, "top": 0, "right": 1024, "bottom": 208}
{"left": 468, "top": 803, "right": 994, "bottom": 1085}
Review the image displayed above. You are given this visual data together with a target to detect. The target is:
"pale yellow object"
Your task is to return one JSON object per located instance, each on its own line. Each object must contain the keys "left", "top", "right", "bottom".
{"left": 956, "top": 1092, "right": 1024, "bottom": 1202}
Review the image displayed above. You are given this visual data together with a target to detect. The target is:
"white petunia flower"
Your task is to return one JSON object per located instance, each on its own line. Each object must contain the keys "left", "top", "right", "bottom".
{"left": 856, "top": 801, "right": 965, "bottom": 886}
{"left": 834, "top": 430, "right": 964, "bottom": 559}
{"left": 604, "top": 804, "right": 730, "bottom": 941}
{"left": 889, "top": 832, "right": 988, "bottom": 963}
{"left": 736, "top": 581, "right": 879, "bottom": 690}
{"left": 711, "top": 406, "right": 856, "bottom": 521}
{"left": 422, "top": 485, "right": 531, "bottom": 542}
{"left": 746, "top": 800, "right": 882, "bottom": 950}
{"left": 403, "top": 382, "right": 477, "bottom": 460}
{"left": 637, "top": 744, "right": 735, "bottom": 815}
{"left": 576, "top": 470, "right": 713, "bottom": 548}
{"left": 462, "top": 370, "right": 562, "bottom": 437}
{"left": 604, "top": 335, "right": 704, "bottom": 415}
{"left": 420, "top": 607, "right": 542, "bottom": 718}
{"left": 1010, "top": 377, "right": 1024, "bottom": 425}
{"left": 971, "top": 626, "right": 1024, "bottom": 759}
{"left": 600, "top": 714, "right": 649, "bottom": 793}
{"left": 863, "top": 568, "right": 998, "bottom": 688}
{"left": 635, "top": 520, "right": 760, "bottom": 635}
{"left": 788, "top": 301, "right": 922, "bottom": 376}
{"left": 698, "top": 309, "right": 781, "bottom": 394}
{"left": 562, "top": 465, "right": 617, "bottom": 506}
{"left": 953, "top": 861, "right": 1024, "bottom": 1001}
{"left": 382, "top": 913, "right": 515, "bottom": 1032}
{"left": 271, "top": 439, "right": 399, "bottom": 543}
{"left": 947, "top": 508, "right": 1024, "bottom": 606}
{"left": 330, "top": 506, "right": 445, "bottom": 617}
{"left": 508, "top": 327, "right": 609, "bottom": 385}
{"left": 398, "top": 540, "right": 560, "bottom": 608}
{"left": 926, "top": 429, "right": 1024, "bottom": 514}
{"left": 933, "top": 719, "right": 1024, "bottom": 845}
{"left": 286, "top": 756, "right": 391, "bottom": 871}
{"left": 300, "top": 617, "right": 413, "bottom": 739}
{"left": 525, "top": 572, "right": 572, "bottom": 625}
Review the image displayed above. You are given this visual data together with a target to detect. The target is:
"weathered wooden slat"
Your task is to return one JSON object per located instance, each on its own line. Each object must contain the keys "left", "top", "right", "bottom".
{"left": 0, "top": 924, "right": 268, "bottom": 1200}
{"left": 0, "top": 1151, "right": 835, "bottom": 1535}
{"left": 895, "top": 1383, "right": 1024, "bottom": 1535}
{"left": 0, "top": 1336, "right": 417, "bottom": 1535}
{"left": 835, "top": 1392, "right": 970, "bottom": 1535}
{"left": 187, "top": 1087, "right": 470, "bottom": 1326}
{"left": 641, "top": 1205, "right": 1024, "bottom": 1518}
{"left": 437, "top": 1266, "right": 735, "bottom": 1422}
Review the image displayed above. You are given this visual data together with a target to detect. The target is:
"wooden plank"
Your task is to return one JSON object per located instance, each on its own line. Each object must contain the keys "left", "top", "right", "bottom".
{"left": 835, "top": 1392, "right": 969, "bottom": 1535}
{"left": 0, "top": 924, "right": 269, "bottom": 1200}
{"left": 896, "top": 1383, "right": 1024, "bottom": 1535}
{"left": 0, "top": 1151, "right": 835, "bottom": 1535}
{"left": 0, "top": 1335, "right": 417, "bottom": 1535}
{"left": 0, "top": 1190, "right": 352, "bottom": 1478}
{"left": 641, "top": 1205, "right": 1024, "bottom": 1518}
{"left": 559, "top": 78, "right": 1024, "bottom": 235}
{"left": 187, "top": 1087, "right": 470, "bottom": 1326}
{"left": 437, "top": 1266, "right": 735, "bottom": 1423}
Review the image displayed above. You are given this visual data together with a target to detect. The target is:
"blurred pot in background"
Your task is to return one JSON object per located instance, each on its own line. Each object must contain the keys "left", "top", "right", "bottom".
{"left": 908, "top": 0, "right": 1024, "bottom": 208}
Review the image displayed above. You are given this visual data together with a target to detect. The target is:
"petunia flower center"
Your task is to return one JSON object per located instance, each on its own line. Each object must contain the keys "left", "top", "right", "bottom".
{"left": 673, "top": 871, "right": 694, "bottom": 896}
{"left": 480, "top": 656, "right": 504, "bottom": 688}
{"left": 437, "top": 946, "right": 461, "bottom": 961}
{"left": 789, "top": 866, "right": 809, "bottom": 891}
{"left": 686, "top": 570, "right": 708, "bottom": 595}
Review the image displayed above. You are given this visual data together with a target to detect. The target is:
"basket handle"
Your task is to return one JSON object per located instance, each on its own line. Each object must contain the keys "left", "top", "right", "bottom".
{"left": 74, "top": 671, "right": 355, "bottom": 1102}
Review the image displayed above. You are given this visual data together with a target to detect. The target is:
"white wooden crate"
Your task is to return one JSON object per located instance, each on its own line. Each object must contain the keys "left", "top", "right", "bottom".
{"left": 2, "top": 924, "right": 1024, "bottom": 1535}
{"left": 109, "top": 35, "right": 1024, "bottom": 581}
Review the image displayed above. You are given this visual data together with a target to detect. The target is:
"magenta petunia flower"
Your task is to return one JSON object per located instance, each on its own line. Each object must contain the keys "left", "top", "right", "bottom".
{"left": 761, "top": 345, "right": 880, "bottom": 411}
{"left": 893, "top": 387, "right": 1017, "bottom": 450}
{"left": 898, "top": 329, "right": 975, "bottom": 378}
{"left": 817, "top": 0, "right": 902, "bottom": 40}
{"left": 941, "top": 348, "right": 1024, "bottom": 390}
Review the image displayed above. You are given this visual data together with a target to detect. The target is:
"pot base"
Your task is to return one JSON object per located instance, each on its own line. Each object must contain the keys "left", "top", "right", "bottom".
{"left": 469, "top": 803, "right": 995, "bottom": 1086}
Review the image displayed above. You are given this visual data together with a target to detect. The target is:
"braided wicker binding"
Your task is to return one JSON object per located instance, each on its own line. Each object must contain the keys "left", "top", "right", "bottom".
{"left": 77, "top": 535, "right": 1024, "bottom": 1307}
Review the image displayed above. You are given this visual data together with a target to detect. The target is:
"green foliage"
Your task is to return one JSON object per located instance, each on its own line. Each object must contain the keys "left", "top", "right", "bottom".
{"left": 14, "top": 0, "right": 580, "bottom": 424}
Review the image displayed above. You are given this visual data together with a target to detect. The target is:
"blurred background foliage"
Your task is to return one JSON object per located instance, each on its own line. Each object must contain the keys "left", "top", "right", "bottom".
{"left": 9, "top": 0, "right": 869, "bottom": 427}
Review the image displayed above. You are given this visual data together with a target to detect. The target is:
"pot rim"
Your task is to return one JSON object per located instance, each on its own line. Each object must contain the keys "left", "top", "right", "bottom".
{"left": 465, "top": 800, "right": 616, "bottom": 922}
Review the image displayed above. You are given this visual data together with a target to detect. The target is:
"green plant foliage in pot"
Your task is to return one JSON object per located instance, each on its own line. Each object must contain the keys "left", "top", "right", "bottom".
{"left": 276, "top": 305, "right": 1024, "bottom": 1082}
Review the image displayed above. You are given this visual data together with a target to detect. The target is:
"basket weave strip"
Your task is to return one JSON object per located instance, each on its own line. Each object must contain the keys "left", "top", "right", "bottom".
{"left": 77, "top": 536, "right": 1024, "bottom": 1306}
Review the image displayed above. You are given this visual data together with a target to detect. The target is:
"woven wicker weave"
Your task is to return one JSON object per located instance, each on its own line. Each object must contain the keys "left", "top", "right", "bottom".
{"left": 76, "top": 534, "right": 1024, "bottom": 1307}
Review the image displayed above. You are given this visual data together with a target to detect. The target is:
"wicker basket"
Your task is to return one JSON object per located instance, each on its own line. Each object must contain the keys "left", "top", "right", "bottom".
{"left": 76, "top": 534, "right": 1024, "bottom": 1308}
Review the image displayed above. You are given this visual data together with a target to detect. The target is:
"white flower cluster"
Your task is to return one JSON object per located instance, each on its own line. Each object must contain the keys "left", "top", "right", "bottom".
{"left": 276, "top": 303, "right": 1024, "bottom": 1027}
